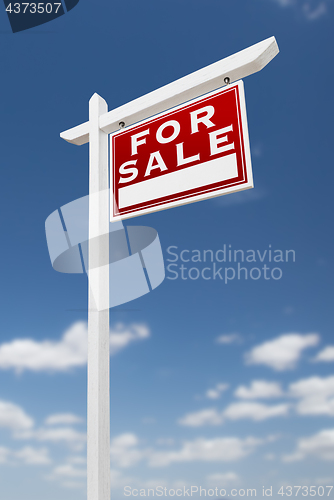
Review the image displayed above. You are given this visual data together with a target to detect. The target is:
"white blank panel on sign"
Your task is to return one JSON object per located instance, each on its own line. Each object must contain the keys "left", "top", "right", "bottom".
{"left": 118, "top": 153, "right": 238, "bottom": 209}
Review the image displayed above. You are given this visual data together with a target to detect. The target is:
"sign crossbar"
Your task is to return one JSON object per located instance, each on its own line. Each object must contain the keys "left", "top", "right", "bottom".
{"left": 60, "top": 37, "right": 278, "bottom": 145}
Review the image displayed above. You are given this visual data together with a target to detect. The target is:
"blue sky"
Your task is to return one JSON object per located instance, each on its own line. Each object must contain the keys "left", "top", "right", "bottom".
{"left": 0, "top": 0, "right": 334, "bottom": 499}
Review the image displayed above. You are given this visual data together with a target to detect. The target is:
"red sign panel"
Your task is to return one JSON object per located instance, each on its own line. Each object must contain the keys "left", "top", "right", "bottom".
{"left": 110, "top": 80, "right": 253, "bottom": 221}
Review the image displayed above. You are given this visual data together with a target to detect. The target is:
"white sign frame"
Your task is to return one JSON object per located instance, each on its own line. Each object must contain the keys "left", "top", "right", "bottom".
{"left": 110, "top": 80, "right": 253, "bottom": 222}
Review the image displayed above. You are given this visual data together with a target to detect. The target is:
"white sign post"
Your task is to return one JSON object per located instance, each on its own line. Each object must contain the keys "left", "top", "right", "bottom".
{"left": 60, "top": 36, "right": 279, "bottom": 500}
{"left": 87, "top": 94, "right": 110, "bottom": 500}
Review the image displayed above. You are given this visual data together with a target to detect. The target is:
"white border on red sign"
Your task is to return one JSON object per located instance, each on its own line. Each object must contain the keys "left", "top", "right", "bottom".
{"left": 110, "top": 80, "right": 253, "bottom": 222}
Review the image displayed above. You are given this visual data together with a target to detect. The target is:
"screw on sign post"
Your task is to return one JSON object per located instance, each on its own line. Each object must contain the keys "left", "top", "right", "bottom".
{"left": 59, "top": 36, "right": 279, "bottom": 500}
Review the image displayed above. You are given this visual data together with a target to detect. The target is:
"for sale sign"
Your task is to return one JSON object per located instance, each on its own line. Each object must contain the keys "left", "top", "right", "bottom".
{"left": 110, "top": 80, "right": 253, "bottom": 221}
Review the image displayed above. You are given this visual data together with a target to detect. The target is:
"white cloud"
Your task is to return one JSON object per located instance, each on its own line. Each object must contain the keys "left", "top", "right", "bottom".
{"left": 0, "top": 445, "right": 51, "bottom": 465}
{"left": 178, "top": 408, "right": 223, "bottom": 427}
{"left": 314, "top": 477, "right": 334, "bottom": 485}
{"left": 16, "top": 426, "right": 87, "bottom": 450}
{"left": 277, "top": 0, "right": 295, "bottom": 5}
{"left": 107, "top": 432, "right": 262, "bottom": 469}
{"left": 271, "top": 0, "right": 328, "bottom": 20}
{"left": 289, "top": 375, "right": 334, "bottom": 416}
{"left": 0, "top": 322, "right": 87, "bottom": 373}
{"left": 0, "top": 321, "right": 150, "bottom": 373}
{"left": 223, "top": 402, "right": 289, "bottom": 421}
{"left": 0, "top": 399, "right": 34, "bottom": 430}
{"left": 206, "top": 472, "right": 238, "bottom": 486}
{"left": 282, "top": 429, "right": 334, "bottom": 462}
{"left": 149, "top": 436, "right": 262, "bottom": 467}
{"left": 206, "top": 389, "right": 220, "bottom": 400}
{"left": 215, "top": 187, "right": 266, "bottom": 206}
{"left": 110, "top": 433, "right": 148, "bottom": 468}
{"left": 53, "top": 463, "right": 87, "bottom": 478}
{"left": 302, "top": 2, "right": 327, "bottom": 19}
{"left": 216, "top": 334, "right": 242, "bottom": 345}
{"left": 14, "top": 446, "right": 52, "bottom": 465}
{"left": 235, "top": 380, "right": 283, "bottom": 399}
{"left": 0, "top": 446, "right": 10, "bottom": 464}
{"left": 272, "top": 0, "right": 294, "bottom": 6}
{"left": 46, "top": 456, "right": 88, "bottom": 489}
{"left": 179, "top": 400, "right": 288, "bottom": 427}
{"left": 156, "top": 438, "right": 174, "bottom": 446}
{"left": 110, "top": 469, "right": 137, "bottom": 489}
{"left": 206, "top": 383, "right": 229, "bottom": 400}
{"left": 289, "top": 375, "right": 334, "bottom": 398}
{"left": 58, "top": 481, "right": 86, "bottom": 490}
{"left": 314, "top": 346, "right": 334, "bottom": 362}
{"left": 67, "top": 455, "right": 86, "bottom": 465}
{"left": 245, "top": 333, "right": 319, "bottom": 371}
{"left": 110, "top": 323, "right": 150, "bottom": 355}
{"left": 110, "top": 470, "right": 188, "bottom": 493}
{"left": 45, "top": 413, "right": 84, "bottom": 426}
